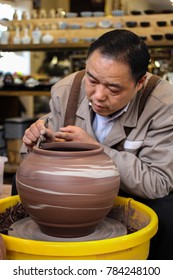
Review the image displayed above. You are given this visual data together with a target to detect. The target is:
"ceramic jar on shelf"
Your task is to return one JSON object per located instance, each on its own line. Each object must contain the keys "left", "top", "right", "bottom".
{"left": 21, "top": 27, "right": 31, "bottom": 44}
{"left": 0, "top": 30, "right": 10, "bottom": 44}
{"left": 32, "top": 27, "right": 42, "bottom": 44}
{"left": 13, "top": 26, "right": 21, "bottom": 44}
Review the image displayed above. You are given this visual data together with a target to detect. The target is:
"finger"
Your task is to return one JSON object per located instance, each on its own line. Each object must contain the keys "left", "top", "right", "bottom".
{"left": 44, "top": 128, "right": 55, "bottom": 142}
{"left": 59, "top": 125, "right": 75, "bottom": 133}
{"left": 24, "top": 126, "right": 38, "bottom": 143}
{"left": 23, "top": 120, "right": 46, "bottom": 145}
{"left": 55, "top": 132, "right": 73, "bottom": 141}
{"left": 30, "top": 124, "right": 41, "bottom": 138}
{"left": 23, "top": 134, "right": 36, "bottom": 146}
{"left": 55, "top": 137, "right": 66, "bottom": 142}
{"left": 35, "top": 120, "right": 47, "bottom": 135}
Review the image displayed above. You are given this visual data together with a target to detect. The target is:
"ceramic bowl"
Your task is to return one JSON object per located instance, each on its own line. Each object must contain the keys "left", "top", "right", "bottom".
{"left": 112, "top": 10, "right": 124, "bottom": 16}
{"left": 84, "top": 21, "right": 97, "bottom": 28}
{"left": 98, "top": 20, "right": 112, "bottom": 28}
{"left": 140, "top": 36, "right": 147, "bottom": 41}
{"left": 140, "top": 21, "right": 150, "bottom": 27}
{"left": 57, "top": 38, "right": 67, "bottom": 43}
{"left": 151, "top": 34, "right": 163, "bottom": 41}
{"left": 144, "top": 10, "right": 155, "bottom": 15}
{"left": 165, "top": 33, "right": 173, "bottom": 40}
{"left": 93, "top": 11, "right": 104, "bottom": 17}
{"left": 126, "top": 21, "right": 137, "bottom": 28}
{"left": 161, "top": 9, "right": 173, "bottom": 14}
{"left": 83, "top": 37, "right": 95, "bottom": 43}
{"left": 66, "top": 12, "right": 78, "bottom": 18}
{"left": 70, "top": 23, "right": 81, "bottom": 29}
{"left": 157, "top": 21, "right": 167, "bottom": 27}
{"left": 58, "top": 22, "right": 68, "bottom": 29}
{"left": 71, "top": 38, "right": 80, "bottom": 43}
{"left": 42, "top": 33, "right": 54, "bottom": 44}
{"left": 130, "top": 10, "right": 141, "bottom": 15}
{"left": 113, "top": 22, "right": 123, "bottom": 28}
{"left": 80, "top": 11, "right": 93, "bottom": 17}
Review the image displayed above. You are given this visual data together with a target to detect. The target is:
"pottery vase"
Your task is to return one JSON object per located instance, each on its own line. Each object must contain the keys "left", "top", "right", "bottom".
{"left": 16, "top": 142, "right": 120, "bottom": 238}
{"left": 32, "top": 27, "right": 42, "bottom": 44}
{"left": 0, "top": 30, "right": 9, "bottom": 44}
{"left": 21, "top": 27, "right": 31, "bottom": 44}
{"left": 13, "top": 27, "right": 21, "bottom": 44}
{"left": 42, "top": 32, "right": 54, "bottom": 44}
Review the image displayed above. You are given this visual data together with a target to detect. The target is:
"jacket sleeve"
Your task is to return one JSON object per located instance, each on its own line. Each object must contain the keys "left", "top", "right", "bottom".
{"left": 103, "top": 97, "right": 173, "bottom": 199}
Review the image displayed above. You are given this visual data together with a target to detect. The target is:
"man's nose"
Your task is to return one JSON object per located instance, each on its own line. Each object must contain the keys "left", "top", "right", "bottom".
{"left": 94, "top": 85, "right": 107, "bottom": 100}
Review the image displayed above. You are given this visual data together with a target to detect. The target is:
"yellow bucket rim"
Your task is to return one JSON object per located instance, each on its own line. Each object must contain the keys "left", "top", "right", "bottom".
{"left": 1, "top": 195, "right": 158, "bottom": 257}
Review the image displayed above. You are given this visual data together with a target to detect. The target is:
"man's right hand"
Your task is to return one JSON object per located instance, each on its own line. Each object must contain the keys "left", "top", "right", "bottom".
{"left": 23, "top": 119, "right": 55, "bottom": 149}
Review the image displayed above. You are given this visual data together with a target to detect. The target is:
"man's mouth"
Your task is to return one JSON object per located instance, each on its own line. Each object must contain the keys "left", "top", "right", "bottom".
{"left": 92, "top": 102, "right": 105, "bottom": 111}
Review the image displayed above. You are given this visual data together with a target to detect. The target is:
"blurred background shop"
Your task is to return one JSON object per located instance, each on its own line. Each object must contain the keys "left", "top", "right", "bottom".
{"left": 0, "top": 0, "right": 173, "bottom": 179}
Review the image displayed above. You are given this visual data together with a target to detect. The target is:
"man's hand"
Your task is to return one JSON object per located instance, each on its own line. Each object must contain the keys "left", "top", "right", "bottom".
{"left": 55, "top": 125, "right": 98, "bottom": 145}
{"left": 23, "top": 119, "right": 55, "bottom": 149}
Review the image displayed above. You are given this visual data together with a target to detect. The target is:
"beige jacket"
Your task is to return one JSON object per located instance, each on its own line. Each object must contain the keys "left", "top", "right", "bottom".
{"left": 33, "top": 71, "right": 173, "bottom": 199}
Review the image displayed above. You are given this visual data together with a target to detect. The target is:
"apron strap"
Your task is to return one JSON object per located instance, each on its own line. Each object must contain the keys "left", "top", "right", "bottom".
{"left": 64, "top": 69, "right": 85, "bottom": 126}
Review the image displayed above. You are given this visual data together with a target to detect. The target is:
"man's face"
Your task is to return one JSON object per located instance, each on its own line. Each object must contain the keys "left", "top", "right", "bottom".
{"left": 85, "top": 50, "right": 145, "bottom": 116}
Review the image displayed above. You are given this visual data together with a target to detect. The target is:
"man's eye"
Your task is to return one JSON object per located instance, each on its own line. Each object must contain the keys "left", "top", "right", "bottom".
{"left": 89, "top": 79, "right": 97, "bottom": 85}
{"left": 109, "top": 88, "right": 121, "bottom": 95}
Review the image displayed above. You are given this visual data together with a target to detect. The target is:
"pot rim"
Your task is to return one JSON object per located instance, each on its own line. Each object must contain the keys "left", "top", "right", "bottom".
{"left": 33, "top": 142, "right": 104, "bottom": 157}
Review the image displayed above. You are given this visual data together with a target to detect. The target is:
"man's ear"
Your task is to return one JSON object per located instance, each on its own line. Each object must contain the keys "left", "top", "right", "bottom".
{"left": 136, "top": 75, "right": 147, "bottom": 91}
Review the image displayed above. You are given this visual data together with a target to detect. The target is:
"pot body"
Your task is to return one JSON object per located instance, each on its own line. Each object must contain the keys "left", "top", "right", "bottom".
{"left": 16, "top": 142, "right": 120, "bottom": 237}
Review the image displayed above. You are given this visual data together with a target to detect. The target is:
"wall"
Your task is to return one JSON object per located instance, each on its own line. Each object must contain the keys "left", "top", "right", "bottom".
{"left": 41, "top": 0, "right": 70, "bottom": 12}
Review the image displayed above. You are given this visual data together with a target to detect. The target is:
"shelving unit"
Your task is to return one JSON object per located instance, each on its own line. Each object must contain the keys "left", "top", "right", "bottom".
{"left": 1, "top": 13, "right": 173, "bottom": 49}
{"left": 1, "top": 13, "right": 173, "bottom": 175}
{"left": 0, "top": 90, "right": 50, "bottom": 97}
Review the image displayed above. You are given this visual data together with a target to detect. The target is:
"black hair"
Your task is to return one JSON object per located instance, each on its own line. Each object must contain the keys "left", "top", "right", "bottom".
{"left": 87, "top": 29, "right": 150, "bottom": 83}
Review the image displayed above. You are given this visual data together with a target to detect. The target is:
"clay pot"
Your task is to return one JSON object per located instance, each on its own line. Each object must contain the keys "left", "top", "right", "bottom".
{"left": 16, "top": 142, "right": 120, "bottom": 238}
{"left": 0, "top": 234, "right": 6, "bottom": 259}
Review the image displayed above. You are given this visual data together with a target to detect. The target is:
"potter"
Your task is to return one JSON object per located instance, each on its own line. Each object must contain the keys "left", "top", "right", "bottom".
{"left": 19, "top": 29, "right": 173, "bottom": 259}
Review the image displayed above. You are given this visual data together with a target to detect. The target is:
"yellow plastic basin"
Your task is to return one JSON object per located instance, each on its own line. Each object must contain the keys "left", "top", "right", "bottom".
{"left": 0, "top": 195, "right": 158, "bottom": 260}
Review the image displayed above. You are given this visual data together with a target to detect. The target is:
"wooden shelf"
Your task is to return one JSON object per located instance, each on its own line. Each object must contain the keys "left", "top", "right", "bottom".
{"left": 0, "top": 42, "right": 90, "bottom": 51}
{"left": 1, "top": 14, "right": 173, "bottom": 50}
{"left": 0, "top": 90, "right": 50, "bottom": 97}
{"left": 1, "top": 13, "right": 173, "bottom": 176}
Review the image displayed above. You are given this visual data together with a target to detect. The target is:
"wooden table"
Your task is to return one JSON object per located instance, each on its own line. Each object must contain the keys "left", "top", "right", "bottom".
{"left": 0, "top": 184, "right": 12, "bottom": 199}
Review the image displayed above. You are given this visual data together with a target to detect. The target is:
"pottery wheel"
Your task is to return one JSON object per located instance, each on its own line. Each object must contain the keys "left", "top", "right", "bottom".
{"left": 8, "top": 217, "right": 127, "bottom": 242}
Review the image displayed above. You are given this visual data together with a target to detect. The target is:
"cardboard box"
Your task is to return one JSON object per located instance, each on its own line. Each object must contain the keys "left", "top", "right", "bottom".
{"left": 7, "top": 139, "right": 23, "bottom": 164}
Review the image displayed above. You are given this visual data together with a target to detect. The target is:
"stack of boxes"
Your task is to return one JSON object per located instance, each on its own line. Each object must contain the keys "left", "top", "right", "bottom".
{"left": 4, "top": 117, "right": 35, "bottom": 165}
